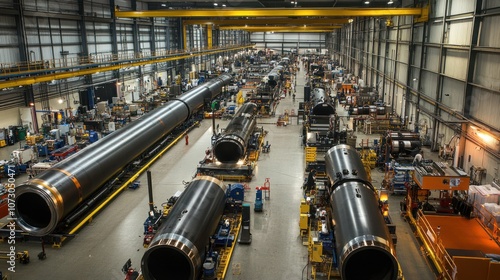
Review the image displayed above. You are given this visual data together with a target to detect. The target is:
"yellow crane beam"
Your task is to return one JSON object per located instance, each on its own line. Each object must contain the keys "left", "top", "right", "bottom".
{"left": 115, "top": 7, "right": 427, "bottom": 19}
{"left": 183, "top": 18, "right": 349, "bottom": 26}
{"left": 247, "top": 29, "right": 336, "bottom": 33}
{"left": 0, "top": 45, "right": 252, "bottom": 89}
{"left": 219, "top": 26, "right": 341, "bottom": 32}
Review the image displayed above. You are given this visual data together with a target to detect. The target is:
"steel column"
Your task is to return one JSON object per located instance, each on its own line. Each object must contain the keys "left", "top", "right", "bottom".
{"left": 404, "top": 18, "right": 415, "bottom": 127}
{"left": 431, "top": 0, "right": 449, "bottom": 152}
{"left": 463, "top": 0, "right": 483, "bottom": 117}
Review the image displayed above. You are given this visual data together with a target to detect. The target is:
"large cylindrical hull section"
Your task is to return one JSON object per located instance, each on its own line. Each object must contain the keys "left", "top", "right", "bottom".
{"left": 311, "top": 88, "right": 335, "bottom": 116}
{"left": 214, "top": 103, "right": 257, "bottom": 163}
{"left": 141, "top": 176, "right": 226, "bottom": 280}
{"left": 15, "top": 74, "right": 232, "bottom": 236}
{"left": 325, "top": 145, "right": 398, "bottom": 280}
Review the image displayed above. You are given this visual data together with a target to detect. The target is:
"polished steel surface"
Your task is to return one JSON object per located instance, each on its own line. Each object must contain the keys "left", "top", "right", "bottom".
{"left": 141, "top": 176, "right": 227, "bottom": 280}
{"left": 14, "top": 74, "right": 232, "bottom": 236}
{"left": 325, "top": 145, "right": 399, "bottom": 280}
{"left": 214, "top": 102, "right": 258, "bottom": 163}
{"left": 311, "top": 87, "right": 335, "bottom": 116}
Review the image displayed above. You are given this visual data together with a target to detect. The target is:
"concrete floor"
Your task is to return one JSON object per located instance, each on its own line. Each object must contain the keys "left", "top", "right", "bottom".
{"left": 0, "top": 66, "right": 438, "bottom": 279}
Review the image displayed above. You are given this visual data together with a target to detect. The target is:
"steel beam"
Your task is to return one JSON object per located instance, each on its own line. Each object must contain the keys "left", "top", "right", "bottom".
{"left": 183, "top": 18, "right": 349, "bottom": 25}
{"left": 115, "top": 7, "right": 427, "bottom": 18}
{"left": 0, "top": 45, "right": 252, "bottom": 89}
{"left": 219, "top": 25, "right": 341, "bottom": 31}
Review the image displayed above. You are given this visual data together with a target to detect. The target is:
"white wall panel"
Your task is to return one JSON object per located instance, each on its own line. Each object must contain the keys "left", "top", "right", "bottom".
{"left": 463, "top": 140, "right": 499, "bottom": 183}
{"left": 469, "top": 88, "right": 499, "bottom": 130}
{"left": 433, "top": 0, "right": 446, "bottom": 17}
{"left": 424, "top": 47, "right": 440, "bottom": 72}
{"left": 441, "top": 77, "right": 465, "bottom": 112}
{"left": 428, "top": 23, "right": 443, "bottom": 44}
{"left": 387, "top": 28, "right": 397, "bottom": 41}
{"left": 447, "top": 21, "right": 472, "bottom": 45}
{"left": 0, "top": 108, "right": 21, "bottom": 128}
{"left": 398, "top": 45, "right": 409, "bottom": 63}
{"left": 443, "top": 49, "right": 468, "bottom": 80}
{"left": 420, "top": 71, "right": 438, "bottom": 99}
{"left": 474, "top": 52, "right": 500, "bottom": 91}
{"left": 413, "top": 45, "right": 422, "bottom": 67}
{"left": 396, "top": 63, "right": 408, "bottom": 83}
{"left": 400, "top": 28, "right": 411, "bottom": 42}
{"left": 449, "top": 0, "right": 475, "bottom": 14}
{"left": 480, "top": 16, "right": 500, "bottom": 47}
{"left": 413, "top": 25, "right": 424, "bottom": 43}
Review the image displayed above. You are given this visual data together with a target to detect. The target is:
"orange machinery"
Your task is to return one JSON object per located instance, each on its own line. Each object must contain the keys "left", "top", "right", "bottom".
{"left": 413, "top": 161, "right": 470, "bottom": 191}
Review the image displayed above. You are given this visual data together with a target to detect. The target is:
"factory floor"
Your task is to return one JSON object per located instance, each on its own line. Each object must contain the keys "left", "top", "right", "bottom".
{"left": 0, "top": 66, "right": 437, "bottom": 280}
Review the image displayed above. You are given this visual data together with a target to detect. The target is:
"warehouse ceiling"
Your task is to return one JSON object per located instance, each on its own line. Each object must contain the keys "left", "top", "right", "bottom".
{"left": 144, "top": 0, "right": 403, "bottom": 9}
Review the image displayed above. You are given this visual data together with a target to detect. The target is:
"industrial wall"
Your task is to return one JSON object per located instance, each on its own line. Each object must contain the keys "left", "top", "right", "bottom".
{"left": 0, "top": 0, "right": 248, "bottom": 132}
{"left": 251, "top": 32, "right": 326, "bottom": 54}
{"left": 329, "top": 0, "right": 500, "bottom": 183}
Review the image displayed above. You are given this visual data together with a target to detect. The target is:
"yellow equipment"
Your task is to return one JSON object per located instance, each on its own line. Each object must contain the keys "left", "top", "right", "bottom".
{"left": 299, "top": 199, "right": 311, "bottom": 238}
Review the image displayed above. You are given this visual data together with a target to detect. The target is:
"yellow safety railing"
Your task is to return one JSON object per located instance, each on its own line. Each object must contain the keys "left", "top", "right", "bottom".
{"left": 406, "top": 196, "right": 457, "bottom": 280}
{"left": 0, "top": 44, "right": 245, "bottom": 76}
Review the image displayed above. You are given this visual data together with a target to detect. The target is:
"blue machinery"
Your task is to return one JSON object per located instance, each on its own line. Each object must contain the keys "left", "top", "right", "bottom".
{"left": 141, "top": 178, "right": 245, "bottom": 280}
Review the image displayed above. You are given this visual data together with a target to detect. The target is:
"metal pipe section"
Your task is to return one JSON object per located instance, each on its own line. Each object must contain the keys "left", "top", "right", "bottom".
{"left": 325, "top": 145, "right": 399, "bottom": 280}
{"left": 213, "top": 102, "right": 257, "bottom": 163}
{"left": 141, "top": 176, "right": 226, "bottom": 280}
{"left": 147, "top": 170, "right": 154, "bottom": 213}
{"left": 311, "top": 87, "right": 335, "bottom": 116}
{"left": 14, "top": 74, "right": 232, "bottom": 236}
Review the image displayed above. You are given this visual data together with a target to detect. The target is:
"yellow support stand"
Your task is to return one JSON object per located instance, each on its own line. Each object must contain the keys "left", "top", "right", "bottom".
{"left": 305, "top": 147, "right": 317, "bottom": 163}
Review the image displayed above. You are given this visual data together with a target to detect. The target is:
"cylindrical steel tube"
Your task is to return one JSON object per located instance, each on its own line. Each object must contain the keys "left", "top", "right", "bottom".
{"left": 141, "top": 176, "right": 226, "bottom": 280}
{"left": 311, "top": 87, "right": 335, "bottom": 116}
{"left": 213, "top": 102, "right": 257, "bottom": 163}
{"left": 325, "top": 145, "right": 399, "bottom": 280}
{"left": 391, "top": 140, "right": 421, "bottom": 153}
{"left": 14, "top": 74, "right": 232, "bottom": 236}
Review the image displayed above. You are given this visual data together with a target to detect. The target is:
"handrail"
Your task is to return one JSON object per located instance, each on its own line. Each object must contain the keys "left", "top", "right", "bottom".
{"left": 0, "top": 45, "right": 238, "bottom": 76}
{"left": 406, "top": 196, "right": 457, "bottom": 280}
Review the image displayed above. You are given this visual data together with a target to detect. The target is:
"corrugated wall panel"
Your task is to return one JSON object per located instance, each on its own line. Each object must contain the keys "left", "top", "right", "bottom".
{"left": 441, "top": 77, "right": 465, "bottom": 112}
{"left": 433, "top": 0, "right": 446, "bottom": 17}
{"left": 447, "top": 21, "right": 472, "bottom": 45}
{"left": 449, "top": 0, "right": 475, "bottom": 14}
{"left": 413, "top": 45, "right": 422, "bottom": 67}
{"left": 424, "top": 47, "right": 440, "bottom": 72}
{"left": 397, "top": 63, "right": 408, "bottom": 82}
{"left": 421, "top": 71, "right": 438, "bottom": 99}
{"left": 400, "top": 28, "right": 411, "bottom": 42}
{"left": 479, "top": 16, "right": 500, "bottom": 47}
{"left": 469, "top": 88, "right": 499, "bottom": 130}
{"left": 413, "top": 25, "right": 424, "bottom": 43}
{"left": 428, "top": 23, "right": 443, "bottom": 44}
{"left": 474, "top": 52, "right": 500, "bottom": 91}
{"left": 443, "top": 49, "right": 468, "bottom": 80}
{"left": 398, "top": 44, "right": 409, "bottom": 63}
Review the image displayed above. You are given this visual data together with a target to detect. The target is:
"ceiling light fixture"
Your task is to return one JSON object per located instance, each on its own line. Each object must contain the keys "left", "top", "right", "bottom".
{"left": 388, "top": 1, "right": 394, "bottom": 4}
{"left": 161, "top": 3, "right": 166, "bottom": 7}
{"left": 214, "top": 3, "right": 218, "bottom": 6}
{"left": 222, "top": 4, "right": 226, "bottom": 7}
{"left": 364, "top": 1, "right": 370, "bottom": 4}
